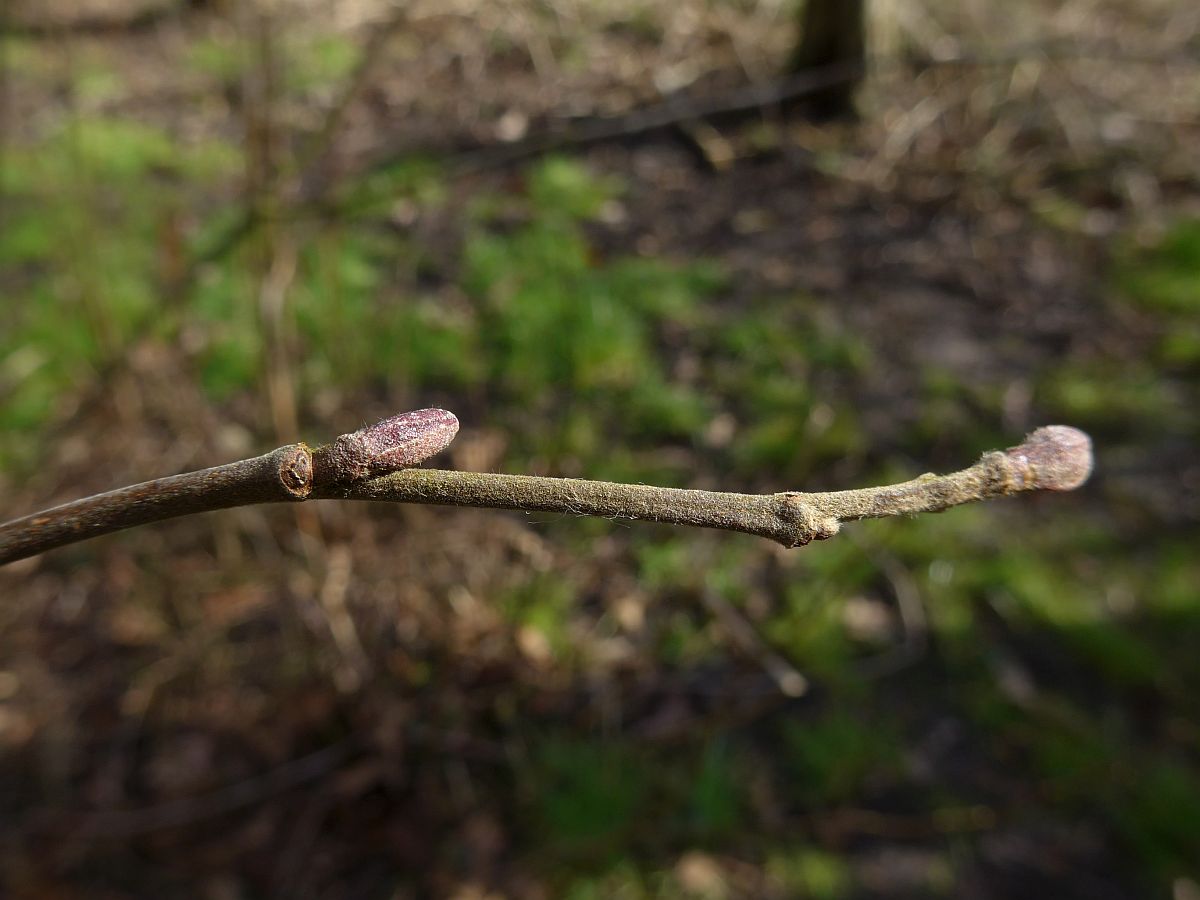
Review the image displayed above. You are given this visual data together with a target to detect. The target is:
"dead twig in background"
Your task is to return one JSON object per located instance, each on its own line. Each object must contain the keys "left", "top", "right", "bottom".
{"left": 701, "top": 588, "right": 809, "bottom": 697}
{"left": 0, "top": 414, "right": 1091, "bottom": 567}
{"left": 369, "top": 41, "right": 1200, "bottom": 178}
{"left": 63, "top": 739, "right": 358, "bottom": 840}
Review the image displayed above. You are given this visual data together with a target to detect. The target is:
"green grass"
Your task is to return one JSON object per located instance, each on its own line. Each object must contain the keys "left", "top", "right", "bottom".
{"left": 766, "top": 848, "right": 854, "bottom": 899}
{"left": 1117, "top": 219, "right": 1200, "bottom": 317}
{"left": 780, "top": 710, "right": 901, "bottom": 806}
{"left": 518, "top": 732, "right": 755, "bottom": 885}
{"left": 528, "top": 738, "right": 652, "bottom": 860}
{"left": 0, "top": 112, "right": 243, "bottom": 458}
{"left": 1115, "top": 218, "right": 1200, "bottom": 375}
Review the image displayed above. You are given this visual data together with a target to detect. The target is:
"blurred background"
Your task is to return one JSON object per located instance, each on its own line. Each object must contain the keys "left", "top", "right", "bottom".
{"left": 1, "top": 0, "right": 1198, "bottom": 897}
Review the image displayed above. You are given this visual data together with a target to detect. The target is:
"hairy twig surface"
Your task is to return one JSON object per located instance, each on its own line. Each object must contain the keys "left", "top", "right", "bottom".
{"left": 0, "top": 413, "right": 1091, "bottom": 566}
{"left": 0, "top": 409, "right": 458, "bottom": 565}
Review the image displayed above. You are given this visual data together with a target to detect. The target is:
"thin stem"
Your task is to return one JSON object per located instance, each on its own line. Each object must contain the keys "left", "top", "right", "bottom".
{"left": 0, "top": 445, "right": 313, "bottom": 564}
{"left": 0, "top": 420, "right": 1092, "bottom": 566}
{"left": 0, "top": 408, "right": 458, "bottom": 566}
{"left": 319, "top": 425, "right": 1092, "bottom": 548}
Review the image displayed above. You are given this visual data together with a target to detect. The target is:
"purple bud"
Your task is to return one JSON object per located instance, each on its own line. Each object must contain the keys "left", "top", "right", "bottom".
{"left": 352, "top": 408, "right": 460, "bottom": 475}
{"left": 1004, "top": 425, "right": 1093, "bottom": 491}
{"left": 317, "top": 409, "right": 460, "bottom": 486}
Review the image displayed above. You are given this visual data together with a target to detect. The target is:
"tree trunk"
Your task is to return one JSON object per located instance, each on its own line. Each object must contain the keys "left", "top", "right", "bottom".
{"left": 791, "top": 0, "right": 867, "bottom": 118}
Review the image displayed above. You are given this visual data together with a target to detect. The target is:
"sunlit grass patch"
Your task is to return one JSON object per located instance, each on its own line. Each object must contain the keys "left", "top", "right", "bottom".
{"left": 765, "top": 847, "right": 853, "bottom": 899}
{"left": 1039, "top": 363, "right": 1180, "bottom": 430}
{"left": 1117, "top": 219, "right": 1200, "bottom": 317}
{"left": 0, "top": 104, "right": 245, "bottom": 456}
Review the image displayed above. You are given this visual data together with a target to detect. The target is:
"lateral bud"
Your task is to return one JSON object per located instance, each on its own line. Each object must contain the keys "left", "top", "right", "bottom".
{"left": 333, "top": 408, "right": 460, "bottom": 481}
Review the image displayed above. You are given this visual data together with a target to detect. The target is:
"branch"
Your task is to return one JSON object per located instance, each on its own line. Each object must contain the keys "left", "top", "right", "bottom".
{"left": 362, "top": 42, "right": 1198, "bottom": 179}
{"left": 321, "top": 425, "right": 1092, "bottom": 546}
{"left": 0, "top": 415, "right": 1091, "bottom": 566}
{"left": 0, "top": 409, "right": 460, "bottom": 566}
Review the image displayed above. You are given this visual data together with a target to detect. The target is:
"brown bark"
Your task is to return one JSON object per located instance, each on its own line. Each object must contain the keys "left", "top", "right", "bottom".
{"left": 1, "top": 418, "right": 1092, "bottom": 566}
{"left": 791, "top": 0, "right": 867, "bottom": 118}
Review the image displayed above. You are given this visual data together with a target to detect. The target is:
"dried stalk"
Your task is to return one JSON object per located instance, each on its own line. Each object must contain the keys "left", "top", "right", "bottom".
{"left": 0, "top": 413, "right": 1092, "bottom": 566}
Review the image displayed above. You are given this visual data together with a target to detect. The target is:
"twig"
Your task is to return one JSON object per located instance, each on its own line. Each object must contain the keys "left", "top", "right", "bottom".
{"left": 293, "top": 4, "right": 410, "bottom": 203}
{"left": 366, "top": 42, "right": 1200, "bottom": 178}
{"left": 846, "top": 532, "right": 929, "bottom": 680}
{"left": 701, "top": 587, "right": 809, "bottom": 697}
{"left": 0, "top": 408, "right": 459, "bottom": 565}
{"left": 322, "top": 424, "right": 1091, "bottom": 548}
{"left": 0, "top": 415, "right": 1091, "bottom": 566}
{"left": 61, "top": 739, "right": 357, "bottom": 840}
